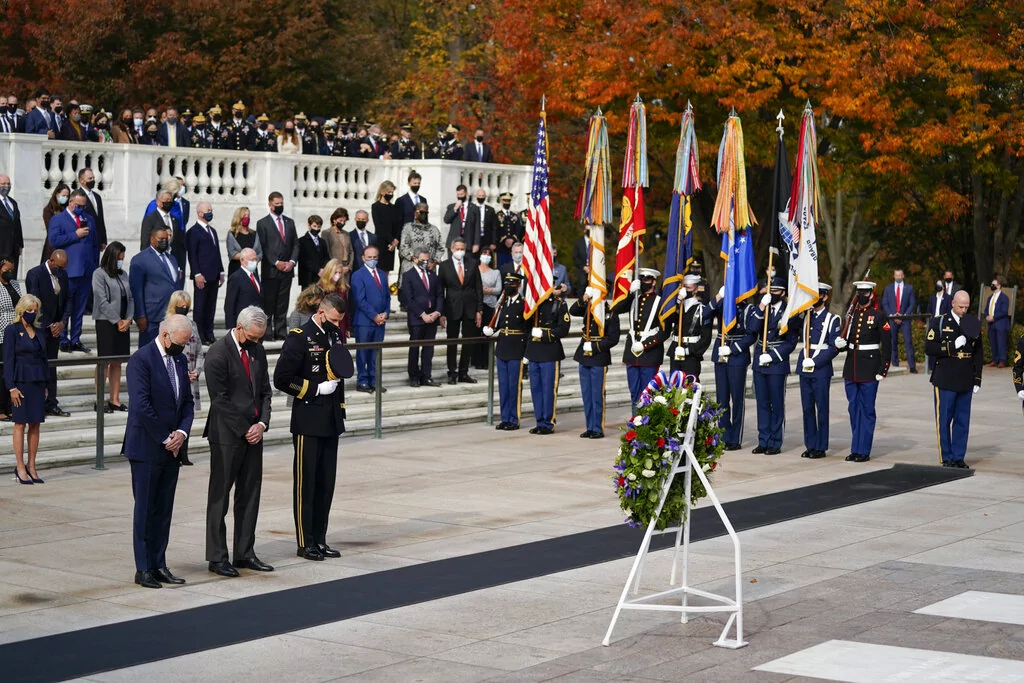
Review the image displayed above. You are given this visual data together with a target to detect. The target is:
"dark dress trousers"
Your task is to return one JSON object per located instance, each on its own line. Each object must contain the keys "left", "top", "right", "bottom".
{"left": 438, "top": 257, "right": 483, "bottom": 378}
{"left": 25, "top": 264, "right": 68, "bottom": 408}
{"left": 186, "top": 222, "right": 224, "bottom": 342}
{"left": 296, "top": 232, "right": 329, "bottom": 288}
{"left": 256, "top": 213, "right": 299, "bottom": 340}
{"left": 399, "top": 264, "right": 443, "bottom": 382}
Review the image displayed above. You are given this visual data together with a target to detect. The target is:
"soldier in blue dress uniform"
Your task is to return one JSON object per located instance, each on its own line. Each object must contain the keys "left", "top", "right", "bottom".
{"left": 796, "top": 284, "right": 841, "bottom": 459}
{"left": 483, "top": 273, "right": 529, "bottom": 430}
{"left": 525, "top": 291, "right": 570, "bottom": 434}
{"left": 569, "top": 287, "right": 620, "bottom": 439}
{"left": 710, "top": 287, "right": 754, "bottom": 451}
{"left": 834, "top": 280, "right": 892, "bottom": 462}
{"left": 926, "top": 290, "right": 982, "bottom": 468}
{"left": 667, "top": 274, "right": 712, "bottom": 381}
{"left": 747, "top": 277, "right": 798, "bottom": 454}
{"left": 616, "top": 268, "right": 668, "bottom": 409}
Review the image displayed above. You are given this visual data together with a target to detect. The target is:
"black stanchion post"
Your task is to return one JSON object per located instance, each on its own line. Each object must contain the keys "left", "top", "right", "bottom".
{"left": 487, "top": 340, "right": 495, "bottom": 426}
{"left": 94, "top": 361, "right": 106, "bottom": 470}
{"left": 374, "top": 344, "right": 383, "bottom": 439}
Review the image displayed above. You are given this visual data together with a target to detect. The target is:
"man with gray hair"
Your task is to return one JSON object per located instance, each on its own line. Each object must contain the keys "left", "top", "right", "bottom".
{"left": 203, "top": 306, "right": 274, "bottom": 576}
{"left": 224, "top": 247, "right": 264, "bottom": 329}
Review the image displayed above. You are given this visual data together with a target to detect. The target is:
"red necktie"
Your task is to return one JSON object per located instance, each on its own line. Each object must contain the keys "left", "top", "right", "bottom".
{"left": 75, "top": 215, "right": 81, "bottom": 229}
{"left": 420, "top": 268, "right": 428, "bottom": 290}
{"left": 240, "top": 348, "right": 252, "bottom": 384}
{"left": 277, "top": 216, "right": 285, "bottom": 241}
{"left": 372, "top": 268, "right": 381, "bottom": 290}
{"left": 249, "top": 272, "right": 260, "bottom": 293}
{"left": 896, "top": 285, "right": 902, "bottom": 313}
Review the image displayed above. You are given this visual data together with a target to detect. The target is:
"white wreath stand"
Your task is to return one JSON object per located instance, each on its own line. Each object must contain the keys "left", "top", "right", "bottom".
{"left": 602, "top": 387, "right": 747, "bottom": 649}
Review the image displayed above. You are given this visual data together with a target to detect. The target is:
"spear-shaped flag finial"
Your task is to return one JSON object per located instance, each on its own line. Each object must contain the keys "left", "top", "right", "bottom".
{"left": 776, "top": 109, "right": 785, "bottom": 137}
{"left": 729, "top": 106, "right": 738, "bottom": 118}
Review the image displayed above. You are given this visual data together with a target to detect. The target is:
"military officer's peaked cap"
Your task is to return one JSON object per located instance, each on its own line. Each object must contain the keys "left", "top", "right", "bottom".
{"left": 770, "top": 276, "right": 787, "bottom": 290}
{"left": 400, "top": 122, "right": 413, "bottom": 131}
{"left": 818, "top": 283, "right": 832, "bottom": 293}
{"left": 853, "top": 280, "right": 876, "bottom": 290}
{"left": 232, "top": 101, "right": 247, "bottom": 111}
{"left": 683, "top": 274, "right": 701, "bottom": 286}
{"left": 499, "top": 191, "right": 514, "bottom": 201}
{"left": 638, "top": 267, "right": 661, "bottom": 280}
{"left": 326, "top": 343, "right": 354, "bottom": 382}
{"left": 294, "top": 112, "right": 308, "bottom": 121}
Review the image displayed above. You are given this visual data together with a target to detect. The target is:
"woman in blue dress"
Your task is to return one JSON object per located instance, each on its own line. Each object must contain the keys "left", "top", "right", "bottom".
{"left": 4, "top": 294, "right": 49, "bottom": 484}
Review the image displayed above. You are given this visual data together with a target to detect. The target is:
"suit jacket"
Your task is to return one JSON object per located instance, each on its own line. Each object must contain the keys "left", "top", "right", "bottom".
{"left": 399, "top": 264, "right": 442, "bottom": 326}
{"left": 59, "top": 120, "right": 88, "bottom": 141}
{"left": 349, "top": 228, "right": 377, "bottom": 264}
{"left": 0, "top": 195, "right": 24, "bottom": 262}
{"left": 129, "top": 247, "right": 178, "bottom": 324}
{"left": 882, "top": 282, "right": 916, "bottom": 318}
{"left": 202, "top": 332, "right": 272, "bottom": 444}
{"left": 3, "top": 324, "right": 49, "bottom": 388}
{"left": 47, "top": 209, "right": 98, "bottom": 278}
{"left": 256, "top": 214, "right": 299, "bottom": 279}
{"left": 926, "top": 291, "right": 952, "bottom": 318}
{"left": 24, "top": 107, "right": 58, "bottom": 135}
{"left": 122, "top": 341, "right": 194, "bottom": 465}
{"left": 984, "top": 290, "right": 1011, "bottom": 324}
{"left": 396, "top": 192, "right": 426, "bottom": 226}
{"left": 82, "top": 190, "right": 108, "bottom": 248}
{"left": 296, "top": 232, "right": 330, "bottom": 287}
{"left": 443, "top": 202, "right": 480, "bottom": 251}
{"left": 224, "top": 268, "right": 264, "bottom": 329}
{"left": 474, "top": 203, "right": 497, "bottom": 248}
{"left": 349, "top": 265, "right": 392, "bottom": 327}
{"left": 185, "top": 222, "right": 224, "bottom": 280}
{"left": 438, "top": 258, "right": 483, "bottom": 320}
{"left": 140, "top": 209, "right": 185, "bottom": 281}
{"left": 143, "top": 197, "right": 189, "bottom": 236}
{"left": 157, "top": 122, "right": 190, "bottom": 147}
{"left": 0, "top": 112, "right": 24, "bottom": 133}
{"left": 24, "top": 264, "right": 68, "bottom": 328}
{"left": 465, "top": 141, "right": 494, "bottom": 163}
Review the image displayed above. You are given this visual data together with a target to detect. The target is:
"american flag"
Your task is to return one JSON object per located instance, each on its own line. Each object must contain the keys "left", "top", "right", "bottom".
{"left": 523, "top": 110, "right": 554, "bottom": 317}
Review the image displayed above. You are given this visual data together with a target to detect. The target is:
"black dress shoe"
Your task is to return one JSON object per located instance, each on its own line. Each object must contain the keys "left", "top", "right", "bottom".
{"left": 529, "top": 426, "right": 541, "bottom": 434}
{"left": 154, "top": 567, "right": 186, "bottom": 584}
{"left": 764, "top": 447, "right": 781, "bottom": 455}
{"left": 179, "top": 454, "right": 194, "bottom": 466}
{"left": 135, "top": 570, "right": 162, "bottom": 589}
{"left": 725, "top": 443, "right": 741, "bottom": 451}
{"left": 447, "top": 375, "right": 458, "bottom": 385}
{"left": 533, "top": 426, "right": 554, "bottom": 435}
{"left": 589, "top": 431, "right": 605, "bottom": 439}
{"left": 373, "top": 386, "right": 387, "bottom": 394}
{"left": 800, "top": 450, "right": 811, "bottom": 458}
{"left": 421, "top": 378, "right": 441, "bottom": 387}
{"left": 59, "top": 342, "right": 72, "bottom": 353}
{"left": 209, "top": 560, "right": 240, "bottom": 577}
{"left": 580, "top": 430, "right": 594, "bottom": 438}
{"left": 953, "top": 460, "right": 970, "bottom": 469}
{"left": 356, "top": 385, "right": 373, "bottom": 393}
{"left": 297, "top": 546, "right": 324, "bottom": 561}
{"left": 505, "top": 423, "right": 520, "bottom": 431}
{"left": 458, "top": 374, "right": 478, "bottom": 384}
{"left": 909, "top": 368, "right": 919, "bottom": 374}
{"left": 751, "top": 446, "right": 767, "bottom": 454}
{"left": 46, "top": 407, "right": 71, "bottom": 417}
{"left": 845, "top": 453, "right": 859, "bottom": 462}
{"left": 71, "top": 342, "right": 91, "bottom": 353}
{"left": 409, "top": 379, "right": 421, "bottom": 388}
{"left": 496, "top": 422, "right": 508, "bottom": 430}
{"left": 807, "top": 450, "right": 826, "bottom": 459}
{"left": 318, "top": 544, "right": 341, "bottom": 558}
{"left": 234, "top": 557, "right": 274, "bottom": 571}
{"left": 941, "top": 460, "right": 953, "bottom": 467}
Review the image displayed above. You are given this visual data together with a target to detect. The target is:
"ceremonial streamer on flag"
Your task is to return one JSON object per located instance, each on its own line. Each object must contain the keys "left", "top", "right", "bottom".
{"left": 575, "top": 109, "right": 612, "bottom": 335}
{"left": 659, "top": 102, "right": 702, "bottom": 323}
{"left": 523, "top": 103, "right": 554, "bottom": 317}
{"left": 612, "top": 95, "right": 649, "bottom": 308}
{"left": 779, "top": 103, "right": 821, "bottom": 331}
{"left": 712, "top": 113, "right": 758, "bottom": 333}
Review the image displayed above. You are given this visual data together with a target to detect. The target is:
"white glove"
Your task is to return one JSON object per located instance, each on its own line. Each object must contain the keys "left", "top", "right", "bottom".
{"left": 716, "top": 286, "right": 725, "bottom": 301}
{"left": 874, "top": 374, "right": 884, "bottom": 382}
{"left": 482, "top": 326, "right": 494, "bottom": 337}
{"left": 758, "top": 353, "right": 772, "bottom": 366}
{"left": 677, "top": 288, "right": 686, "bottom": 302}
{"left": 802, "top": 358, "right": 816, "bottom": 372}
{"left": 316, "top": 380, "right": 339, "bottom": 396}
{"left": 674, "top": 347, "right": 685, "bottom": 360}
{"left": 584, "top": 286, "right": 599, "bottom": 301}
{"left": 583, "top": 342, "right": 594, "bottom": 353}
{"left": 718, "top": 345, "right": 731, "bottom": 357}
{"left": 954, "top": 335, "right": 966, "bottom": 349}
{"left": 760, "top": 293, "right": 772, "bottom": 307}
{"left": 1017, "top": 390, "right": 1024, "bottom": 400}
{"left": 835, "top": 337, "right": 847, "bottom": 350}
{"left": 631, "top": 341, "right": 644, "bottom": 356}
{"left": 629, "top": 279, "right": 641, "bottom": 293}
{"left": 531, "top": 328, "right": 543, "bottom": 339}
{"left": 973, "top": 386, "right": 980, "bottom": 395}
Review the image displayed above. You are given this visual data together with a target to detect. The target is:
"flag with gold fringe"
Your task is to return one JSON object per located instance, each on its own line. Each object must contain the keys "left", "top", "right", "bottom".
{"left": 612, "top": 95, "right": 648, "bottom": 308}
{"left": 659, "top": 102, "right": 702, "bottom": 323}
{"left": 575, "top": 109, "right": 612, "bottom": 335}
{"left": 780, "top": 102, "right": 821, "bottom": 331}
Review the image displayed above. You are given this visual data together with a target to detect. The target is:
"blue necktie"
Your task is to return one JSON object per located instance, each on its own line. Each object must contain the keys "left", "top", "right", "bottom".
{"left": 165, "top": 356, "right": 178, "bottom": 401}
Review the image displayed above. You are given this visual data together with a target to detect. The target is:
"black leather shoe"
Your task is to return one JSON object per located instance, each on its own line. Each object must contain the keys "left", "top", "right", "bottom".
{"left": 373, "top": 386, "right": 387, "bottom": 394}
{"left": 154, "top": 567, "right": 185, "bottom": 584}
{"left": 179, "top": 454, "right": 194, "bottom": 466}
{"left": 764, "top": 447, "right": 781, "bottom": 455}
{"left": 318, "top": 544, "right": 341, "bottom": 558}
{"left": 71, "top": 342, "right": 91, "bottom": 353}
{"left": 135, "top": 570, "right": 162, "bottom": 589}
{"left": 751, "top": 446, "right": 767, "bottom": 454}
{"left": 800, "top": 450, "right": 811, "bottom": 458}
{"left": 409, "top": 379, "right": 421, "bottom": 388}
{"left": 447, "top": 375, "right": 458, "bottom": 385}
{"left": 588, "top": 431, "right": 605, "bottom": 439}
{"left": 909, "top": 368, "right": 919, "bottom": 374}
{"left": 209, "top": 560, "right": 240, "bottom": 577}
{"left": 953, "top": 460, "right": 970, "bottom": 469}
{"left": 529, "top": 426, "right": 541, "bottom": 434}
{"left": 46, "top": 407, "right": 71, "bottom": 417}
{"left": 941, "top": 460, "right": 953, "bottom": 467}
{"left": 458, "top": 374, "right": 478, "bottom": 384}
{"left": 505, "top": 423, "right": 520, "bottom": 431}
{"left": 725, "top": 443, "right": 741, "bottom": 451}
{"left": 59, "top": 342, "right": 72, "bottom": 353}
{"left": 421, "top": 378, "right": 441, "bottom": 387}
{"left": 107, "top": 401, "right": 129, "bottom": 412}
{"left": 845, "top": 453, "right": 859, "bottom": 462}
{"left": 234, "top": 557, "right": 274, "bottom": 572}
{"left": 533, "top": 426, "right": 554, "bottom": 435}
{"left": 356, "top": 385, "right": 373, "bottom": 393}
{"left": 496, "top": 422, "right": 508, "bottom": 430}
{"left": 807, "top": 450, "right": 826, "bottom": 459}
{"left": 297, "top": 546, "right": 324, "bottom": 561}
{"left": 580, "top": 430, "right": 594, "bottom": 438}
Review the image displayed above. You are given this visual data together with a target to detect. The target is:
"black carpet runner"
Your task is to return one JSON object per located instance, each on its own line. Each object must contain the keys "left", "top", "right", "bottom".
{"left": 3, "top": 463, "right": 970, "bottom": 682}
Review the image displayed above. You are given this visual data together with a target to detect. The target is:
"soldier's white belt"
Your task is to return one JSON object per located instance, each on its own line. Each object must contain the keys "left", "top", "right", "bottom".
{"left": 851, "top": 343, "right": 880, "bottom": 350}
{"left": 671, "top": 335, "right": 701, "bottom": 344}
{"left": 809, "top": 343, "right": 831, "bottom": 350}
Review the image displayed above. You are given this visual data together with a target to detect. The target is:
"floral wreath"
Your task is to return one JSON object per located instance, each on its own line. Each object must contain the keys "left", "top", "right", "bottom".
{"left": 614, "top": 370, "right": 725, "bottom": 530}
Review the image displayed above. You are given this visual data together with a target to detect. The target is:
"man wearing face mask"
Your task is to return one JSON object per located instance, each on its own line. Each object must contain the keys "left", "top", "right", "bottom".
{"left": 140, "top": 189, "right": 184, "bottom": 288}
{"left": 796, "top": 284, "right": 841, "bottom": 459}
{"left": 130, "top": 226, "right": 179, "bottom": 347}
{"left": 396, "top": 171, "right": 427, "bottom": 226}
{"left": 25, "top": 250, "right": 70, "bottom": 417}
{"left": 710, "top": 285, "right": 755, "bottom": 451}
{"left": 227, "top": 101, "right": 254, "bottom": 151}
{"left": 567, "top": 283, "right": 620, "bottom": 438}
{"left": 0, "top": 95, "right": 24, "bottom": 133}
{"left": 78, "top": 167, "right": 107, "bottom": 253}
{"left": 834, "top": 280, "right": 892, "bottom": 462}
{"left": 253, "top": 114, "right": 277, "bottom": 152}
{"left": 939, "top": 270, "right": 961, "bottom": 297}
{"left": 24, "top": 88, "right": 58, "bottom": 137}
{"left": 983, "top": 276, "right": 1011, "bottom": 368}
{"left": 350, "top": 245, "right": 391, "bottom": 393}
{"left": 256, "top": 192, "right": 299, "bottom": 340}
{"left": 438, "top": 238, "right": 483, "bottom": 384}
{"left": 390, "top": 123, "right": 420, "bottom": 159}
{"left": 400, "top": 249, "right": 444, "bottom": 388}
{"left": 667, "top": 274, "right": 712, "bottom": 380}
{"left": 882, "top": 269, "right": 917, "bottom": 373}
{"left": 613, "top": 268, "right": 669, "bottom": 409}
{"left": 495, "top": 192, "right": 524, "bottom": 269}
{"left": 224, "top": 248, "right": 264, "bottom": 329}
{"left": 348, "top": 210, "right": 378, "bottom": 264}
{"left": 473, "top": 188, "right": 497, "bottom": 254}
{"left": 274, "top": 293, "right": 354, "bottom": 561}
{"left": 499, "top": 242, "right": 527, "bottom": 292}
{"left": 465, "top": 128, "right": 494, "bottom": 163}
{"left": 747, "top": 277, "right": 798, "bottom": 455}
{"left": 189, "top": 113, "right": 213, "bottom": 148}
{"left": 297, "top": 215, "right": 330, "bottom": 288}
{"left": 186, "top": 202, "right": 225, "bottom": 345}
{"left": 443, "top": 184, "right": 480, "bottom": 255}
{"left": 47, "top": 190, "right": 97, "bottom": 353}
{"left": 524, "top": 283, "right": 570, "bottom": 435}
{"left": 398, "top": 201, "right": 444, "bottom": 288}
{"left": 123, "top": 314, "right": 195, "bottom": 589}
{"left": 156, "top": 107, "right": 189, "bottom": 147}
{"left": 319, "top": 121, "right": 344, "bottom": 156}
{"left": 0, "top": 174, "right": 24, "bottom": 273}
{"left": 205, "top": 105, "right": 230, "bottom": 149}
{"left": 294, "top": 113, "right": 318, "bottom": 155}
{"left": 483, "top": 272, "right": 530, "bottom": 428}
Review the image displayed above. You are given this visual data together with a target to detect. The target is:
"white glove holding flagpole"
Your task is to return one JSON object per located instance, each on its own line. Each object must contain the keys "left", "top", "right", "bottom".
{"left": 677, "top": 288, "right": 687, "bottom": 302}
{"left": 875, "top": 374, "right": 884, "bottom": 381}
{"left": 760, "top": 293, "right": 771, "bottom": 308}
{"left": 973, "top": 385, "right": 980, "bottom": 394}
{"left": 482, "top": 326, "right": 494, "bottom": 337}
{"left": 835, "top": 337, "right": 847, "bottom": 350}
{"left": 758, "top": 353, "right": 772, "bottom": 366}
{"left": 584, "top": 287, "right": 599, "bottom": 301}
{"left": 583, "top": 342, "right": 593, "bottom": 353}
{"left": 1017, "top": 390, "right": 1024, "bottom": 400}
{"left": 716, "top": 286, "right": 725, "bottom": 301}
{"left": 531, "top": 328, "right": 543, "bottom": 339}
{"left": 674, "top": 347, "right": 685, "bottom": 360}
{"left": 719, "top": 345, "right": 731, "bottom": 357}
{"left": 631, "top": 341, "right": 644, "bottom": 356}
{"left": 802, "top": 358, "right": 815, "bottom": 372}
{"left": 630, "top": 279, "right": 641, "bottom": 293}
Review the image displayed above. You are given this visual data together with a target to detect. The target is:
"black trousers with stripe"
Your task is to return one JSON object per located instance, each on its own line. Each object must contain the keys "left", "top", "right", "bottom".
{"left": 293, "top": 434, "right": 338, "bottom": 549}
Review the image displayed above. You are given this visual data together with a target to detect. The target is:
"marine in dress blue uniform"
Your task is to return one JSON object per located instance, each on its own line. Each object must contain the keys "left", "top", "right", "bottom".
{"left": 796, "top": 284, "right": 841, "bottom": 458}
{"left": 747, "top": 278, "right": 798, "bottom": 454}
{"left": 483, "top": 274, "right": 529, "bottom": 430}
{"left": 616, "top": 268, "right": 668, "bottom": 409}
{"left": 569, "top": 288, "right": 621, "bottom": 439}
{"left": 926, "top": 291, "right": 982, "bottom": 468}
{"left": 710, "top": 290, "right": 754, "bottom": 451}
{"left": 835, "top": 280, "right": 892, "bottom": 462}
{"left": 667, "top": 274, "right": 712, "bottom": 381}
{"left": 525, "top": 293, "right": 570, "bottom": 434}
{"left": 983, "top": 278, "right": 1011, "bottom": 367}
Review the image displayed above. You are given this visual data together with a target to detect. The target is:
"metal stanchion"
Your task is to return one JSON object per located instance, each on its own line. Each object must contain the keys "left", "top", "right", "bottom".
{"left": 374, "top": 346, "right": 383, "bottom": 439}
{"left": 94, "top": 361, "right": 106, "bottom": 470}
{"left": 487, "top": 341, "right": 496, "bottom": 426}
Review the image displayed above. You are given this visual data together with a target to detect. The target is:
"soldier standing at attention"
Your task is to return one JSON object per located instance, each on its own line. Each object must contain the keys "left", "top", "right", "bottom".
{"left": 294, "top": 113, "right": 318, "bottom": 155}
{"left": 390, "top": 123, "right": 420, "bottom": 159}
{"left": 667, "top": 274, "right": 712, "bottom": 381}
{"left": 206, "top": 105, "right": 230, "bottom": 149}
{"left": 189, "top": 113, "right": 212, "bottom": 148}
{"left": 227, "top": 102, "right": 253, "bottom": 152}
{"left": 569, "top": 287, "right": 620, "bottom": 439}
{"left": 927, "top": 290, "right": 982, "bottom": 469}
{"left": 797, "top": 284, "right": 841, "bottom": 459}
{"left": 747, "top": 277, "right": 798, "bottom": 455}
{"left": 710, "top": 287, "right": 755, "bottom": 451}
{"left": 834, "top": 280, "right": 892, "bottom": 462}
{"left": 525, "top": 290, "right": 570, "bottom": 435}
{"left": 494, "top": 192, "right": 524, "bottom": 269}
{"left": 483, "top": 273, "right": 529, "bottom": 430}
{"left": 616, "top": 268, "right": 668, "bottom": 409}
{"left": 273, "top": 293, "right": 353, "bottom": 561}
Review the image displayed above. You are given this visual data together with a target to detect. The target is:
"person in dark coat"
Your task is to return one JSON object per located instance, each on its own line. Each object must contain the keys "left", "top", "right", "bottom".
{"left": 525, "top": 293, "right": 570, "bottom": 434}
{"left": 399, "top": 249, "right": 443, "bottom": 387}
{"left": 796, "top": 284, "right": 841, "bottom": 459}
{"left": 0, "top": 174, "right": 24, "bottom": 272}
{"left": 747, "top": 277, "right": 799, "bottom": 455}
{"left": 255, "top": 192, "right": 299, "bottom": 340}
{"left": 5, "top": 294, "right": 49, "bottom": 485}
{"left": 569, "top": 288, "right": 620, "bottom": 439}
{"left": 438, "top": 239, "right": 483, "bottom": 384}
{"left": 296, "top": 215, "right": 330, "bottom": 288}
{"left": 371, "top": 181, "right": 404, "bottom": 275}
{"left": 224, "top": 248, "right": 264, "bottom": 329}
{"left": 983, "top": 276, "right": 1011, "bottom": 367}
{"left": 24, "top": 249, "right": 69, "bottom": 417}
{"left": 185, "top": 202, "right": 225, "bottom": 344}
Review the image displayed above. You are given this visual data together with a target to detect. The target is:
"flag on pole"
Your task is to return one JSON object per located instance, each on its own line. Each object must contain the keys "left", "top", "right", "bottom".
{"left": 712, "top": 113, "right": 757, "bottom": 334}
{"left": 780, "top": 103, "right": 821, "bottom": 330}
{"left": 575, "top": 109, "right": 612, "bottom": 335}
{"left": 659, "top": 102, "right": 702, "bottom": 323}
{"left": 769, "top": 110, "right": 792, "bottom": 281}
{"left": 612, "top": 96, "right": 649, "bottom": 308}
{"left": 523, "top": 103, "right": 554, "bottom": 317}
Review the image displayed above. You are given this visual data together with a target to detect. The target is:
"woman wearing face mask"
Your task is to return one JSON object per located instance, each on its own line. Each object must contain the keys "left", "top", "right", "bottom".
{"left": 317, "top": 259, "right": 350, "bottom": 341}
{"left": 90, "top": 111, "right": 113, "bottom": 143}
{"left": 226, "top": 207, "right": 263, "bottom": 278}
{"left": 141, "top": 120, "right": 160, "bottom": 146}
{"left": 5, "top": 294, "right": 48, "bottom": 484}
{"left": 164, "top": 291, "right": 202, "bottom": 466}
{"left": 40, "top": 183, "right": 70, "bottom": 264}
{"left": 473, "top": 247, "right": 500, "bottom": 369}
{"left": 371, "top": 180, "right": 403, "bottom": 276}
{"left": 113, "top": 108, "right": 138, "bottom": 144}
{"left": 278, "top": 119, "right": 301, "bottom": 155}
{"left": 0, "top": 256, "right": 23, "bottom": 422}
{"left": 92, "top": 242, "right": 133, "bottom": 413}
{"left": 59, "top": 103, "right": 87, "bottom": 141}
{"left": 398, "top": 201, "right": 445, "bottom": 289}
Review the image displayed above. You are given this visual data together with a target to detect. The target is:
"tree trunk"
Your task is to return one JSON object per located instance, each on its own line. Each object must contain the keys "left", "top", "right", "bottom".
{"left": 818, "top": 180, "right": 879, "bottom": 314}
{"left": 971, "top": 172, "right": 994, "bottom": 285}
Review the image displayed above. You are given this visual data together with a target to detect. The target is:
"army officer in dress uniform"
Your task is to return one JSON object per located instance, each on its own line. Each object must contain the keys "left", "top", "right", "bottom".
{"left": 710, "top": 288, "right": 755, "bottom": 451}
{"left": 834, "top": 280, "right": 892, "bottom": 462}
{"left": 667, "top": 274, "right": 712, "bottom": 381}
{"left": 483, "top": 273, "right": 529, "bottom": 430}
{"left": 227, "top": 102, "right": 254, "bottom": 151}
{"left": 525, "top": 291, "right": 570, "bottom": 435}
{"left": 747, "top": 277, "right": 798, "bottom": 455}
{"left": 570, "top": 286, "right": 621, "bottom": 439}
{"left": 616, "top": 268, "right": 668, "bottom": 409}
{"left": 494, "top": 193, "right": 524, "bottom": 269}
{"left": 926, "top": 290, "right": 982, "bottom": 468}
{"left": 797, "top": 284, "right": 841, "bottom": 459}
{"left": 272, "top": 293, "right": 354, "bottom": 561}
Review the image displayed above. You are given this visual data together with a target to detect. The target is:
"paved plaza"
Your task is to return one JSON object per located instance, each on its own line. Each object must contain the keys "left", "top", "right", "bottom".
{"left": 1, "top": 370, "right": 1023, "bottom": 681}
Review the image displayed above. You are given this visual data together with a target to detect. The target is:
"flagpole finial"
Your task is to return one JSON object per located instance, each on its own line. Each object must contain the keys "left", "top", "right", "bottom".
{"left": 686, "top": 100, "right": 693, "bottom": 113}
{"left": 776, "top": 109, "right": 785, "bottom": 137}
{"left": 634, "top": 93, "right": 643, "bottom": 104}
{"left": 595, "top": 106, "right": 603, "bottom": 117}
{"left": 803, "top": 100, "right": 813, "bottom": 114}
{"left": 541, "top": 94, "right": 546, "bottom": 112}
{"left": 729, "top": 106, "right": 737, "bottom": 118}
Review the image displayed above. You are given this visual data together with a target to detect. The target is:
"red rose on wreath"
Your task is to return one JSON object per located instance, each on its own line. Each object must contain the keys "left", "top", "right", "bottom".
{"left": 711, "top": 462, "right": 718, "bottom": 471}
{"left": 625, "top": 430, "right": 637, "bottom": 441}
{"left": 657, "top": 437, "right": 666, "bottom": 448}
{"left": 670, "top": 407, "right": 679, "bottom": 416}
{"left": 705, "top": 436, "right": 713, "bottom": 446}
{"left": 617, "top": 476, "right": 626, "bottom": 487}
